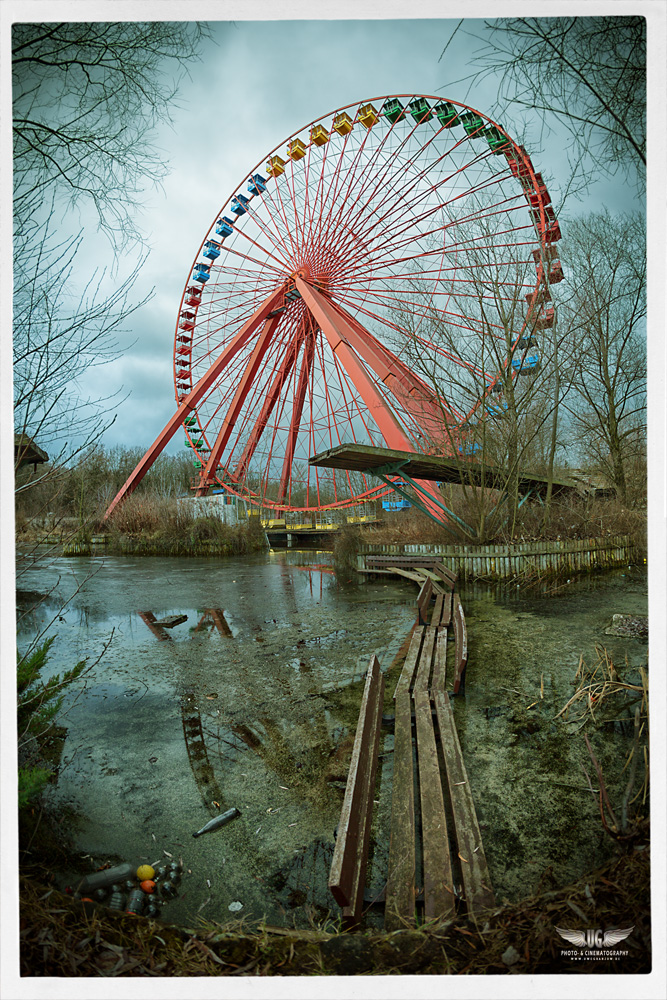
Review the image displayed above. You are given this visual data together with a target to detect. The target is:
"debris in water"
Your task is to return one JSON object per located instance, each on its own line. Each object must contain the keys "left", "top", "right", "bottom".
{"left": 154, "top": 615, "right": 188, "bottom": 628}
{"left": 605, "top": 614, "right": 648, "bottom": 638}
{"left": 192, "top": 808, "right": 241, "bottom": 838}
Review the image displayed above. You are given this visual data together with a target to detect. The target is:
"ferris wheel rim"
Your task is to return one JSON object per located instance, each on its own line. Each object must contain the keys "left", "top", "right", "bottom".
{"left": 172, "top": 93, "right": 561, "bottom": 513}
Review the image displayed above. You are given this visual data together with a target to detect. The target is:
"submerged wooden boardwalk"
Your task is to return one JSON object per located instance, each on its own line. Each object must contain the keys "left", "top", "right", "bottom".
{"left": 329, "top": 560, "right": 494, "bottom": 929}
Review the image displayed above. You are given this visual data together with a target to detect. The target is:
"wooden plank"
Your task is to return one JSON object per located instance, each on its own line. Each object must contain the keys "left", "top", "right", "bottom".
{"left": 329, "top": 656, "right": 383, "bottom": 907}
{"left": 434, "top": 561, "right": 457, "bottom": 589}
{"left": 342, "top": 665, "right": 385, "bottom": 928}
{"left": 417, "top": 567, "right": 446, "bottom": 585}
{"left": 414, "top": 689, "right": 456, "bottom": 922}
{"left": 385, "top": 688, "right": 416, "bottom": 930}
{"left": 417, "top": 577, "right": 433, "bottom": 625}
{"left": 431, "top": 628, "right": 448, "bottom": 694}
{"left": 433, "top": 689, "right": 495, "bottom": 917}
{"left": 441, "top": 590, "right": 453, "bottom": 628}
{"left": 394, "top": 627, "right": 423, "bottom": 698}
{"left": 366, "top": 555, "right": 438, "bottom": 567}
{"left": 430, "top": 593, "right": 444, "bottom": 627}
{"left": 452, "top": 595, "right": 468, "bottom": 695}
{"left": 417, "top": 567, "right": 446, "bottom": 595}
{"left": 413, "top": 627, "right": 436, "bottom": 695}
{"left": 391, "top": 567, "right": 431, "bottom": 584}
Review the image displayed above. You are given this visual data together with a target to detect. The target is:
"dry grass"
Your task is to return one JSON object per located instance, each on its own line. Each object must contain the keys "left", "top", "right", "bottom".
{"left": 18, "top": 841, "right": 651, "bottom": 976}
{"left": 106, "top": 493, "right": 194, "bottom": 536}
{"left": 555, "top": 647, "right": 649, "bottom": 841}
{"left": 555, "top": 646, "right": 648, "bottom": 733}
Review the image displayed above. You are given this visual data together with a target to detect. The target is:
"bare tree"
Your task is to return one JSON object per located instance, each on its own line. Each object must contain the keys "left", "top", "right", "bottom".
{"left": 390, "top": 201, "right": 575, "bottom": 541}
{"left": 561, "top": 212, "right": 646, "bottom": 505}
{"left": 13, "top": 21, "right": 212, "bottom": 247}
{"left": 446, "top": 16, "right": 646, "bottom": 193}
{"left": 13, "top": 22, "right": 212, "bottom": 478}
{"left": 13, "top": 207, "right": 151, "bottom": 490}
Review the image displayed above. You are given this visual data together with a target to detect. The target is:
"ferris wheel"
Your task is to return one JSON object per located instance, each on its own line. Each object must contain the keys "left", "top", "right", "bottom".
{"left": 105, "top": 94, "right": 563, "bottom": 520}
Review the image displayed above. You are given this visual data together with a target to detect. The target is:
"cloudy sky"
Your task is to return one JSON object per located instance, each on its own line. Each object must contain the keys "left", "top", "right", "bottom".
{"left": 4, "top": 1, "right": 654, "bottom": 466}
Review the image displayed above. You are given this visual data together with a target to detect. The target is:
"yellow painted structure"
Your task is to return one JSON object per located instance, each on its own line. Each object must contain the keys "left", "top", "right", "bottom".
{"left": 287, "top": 138, "right": 307, "bottom": 161}
{"left": 358, "top": 103, "right": 379, "bottom": 129}
{"left": 266, "top": 155, "right": 286, "bottom": 177}
{"left": 310, "top": 124, "right": 329, "bottom": 146}
{"left": 332, "top": 112, "right": 353, "bottom": 136}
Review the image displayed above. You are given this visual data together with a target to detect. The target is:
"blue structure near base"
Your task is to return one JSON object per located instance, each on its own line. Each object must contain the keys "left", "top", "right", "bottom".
{"left": 382, "top": 496, "right": 412, "bottom": 511}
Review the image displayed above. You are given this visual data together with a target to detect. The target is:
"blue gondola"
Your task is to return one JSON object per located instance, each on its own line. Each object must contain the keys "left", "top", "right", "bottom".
{"left": 193, "top": 263, "right": 210, "bottom": 283}
{"left": 247, "top": 174, "right": 267, "bottom": 195}
{"left": 231, "top": 194, "right": 249, "bottom": 215}
{"left": 203, "top": 240, "right": 221, "bottom": 260}
{"left": 215, "top": 217, "right": 235, "bottom": 238}
{"left": 512, "top": 349, "right": 540, "bottom": 375}
{"left": 486, "top": 399, "right": 508, "bottom": 419}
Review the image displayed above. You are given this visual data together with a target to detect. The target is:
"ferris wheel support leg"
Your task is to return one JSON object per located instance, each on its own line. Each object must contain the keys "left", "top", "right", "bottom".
{"left": 233, "top": 325, "right": 308, "bottom": 480}
{"left": 277, "top": 326, "right": 317, "bottom": 503}
{"left": 329, "top": 300, "right": 460, "bottom": 453}
{"left": 295, "top": 276, "right": 446, "bottom": 523}
{"left": 102, "top": 286, "right": 286, "bottom": 520}
{"left": 195, "top": 313, "right": 282, "bottom": 495}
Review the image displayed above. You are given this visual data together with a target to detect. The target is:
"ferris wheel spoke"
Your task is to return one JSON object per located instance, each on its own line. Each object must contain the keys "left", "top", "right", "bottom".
{"left": 105, "top": 286, "right": 286, "bottom": 517}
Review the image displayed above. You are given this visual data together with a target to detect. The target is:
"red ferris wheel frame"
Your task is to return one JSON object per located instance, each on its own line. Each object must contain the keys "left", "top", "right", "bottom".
{"left": 104, "top": 94, "right": 562, "bottom": 522}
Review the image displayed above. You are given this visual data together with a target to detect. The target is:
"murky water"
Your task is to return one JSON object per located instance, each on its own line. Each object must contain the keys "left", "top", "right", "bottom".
{"left": 16, "top": 549, "right": 648, "bottom": 928}
{"left": 16, "top": 549, "right": 416, "bottom": 927}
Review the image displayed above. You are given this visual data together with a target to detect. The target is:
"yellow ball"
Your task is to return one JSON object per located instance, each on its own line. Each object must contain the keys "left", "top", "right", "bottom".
{"left": 136, "top": 864, "right": 155, "bottom": 881}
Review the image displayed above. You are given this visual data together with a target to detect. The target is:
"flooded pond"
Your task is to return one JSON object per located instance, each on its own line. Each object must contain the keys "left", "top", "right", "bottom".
{"left": 16, "top": 549, "right": 648, "bottom": 929}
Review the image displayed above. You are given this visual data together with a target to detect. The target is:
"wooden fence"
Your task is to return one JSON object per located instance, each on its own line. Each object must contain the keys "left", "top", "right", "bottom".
{"left": 357, "top": 534, "right": 636, "bottom": 581}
